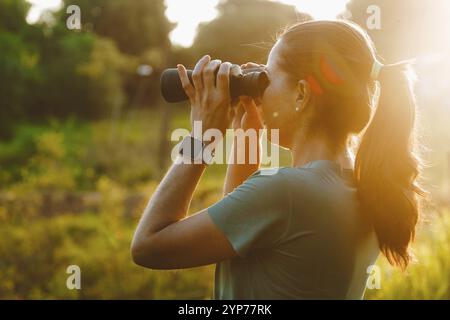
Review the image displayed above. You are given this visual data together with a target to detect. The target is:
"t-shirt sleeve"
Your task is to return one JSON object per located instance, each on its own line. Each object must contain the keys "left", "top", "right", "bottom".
{"left": 207, "top": 169, "right": 291, "bottom": 257}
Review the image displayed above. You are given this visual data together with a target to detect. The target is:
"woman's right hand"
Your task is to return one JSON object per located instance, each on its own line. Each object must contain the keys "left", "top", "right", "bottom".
{"left": 177, "top": 55, "right": 234, "bottom": 137}
{"left": 231, "top": 62, "right": 265, "bottom": 132}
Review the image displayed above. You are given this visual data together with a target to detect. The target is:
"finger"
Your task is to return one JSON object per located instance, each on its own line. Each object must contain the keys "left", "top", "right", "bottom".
{"left": 217, "top": 62, "right": 232, "bottom": 96}
{"left": 228, "top": 106, "right": 236, "bottom": 124}
{"left": 241, "top": 96, "right": 259, "bottom": 117}
{"left": 242, "top": 62, "right": 261, "bottom": 70}
{"left": 203, "top": 59, "right": 222, "bottom": 90}
{"left": 235, "top": 101, "right": 245, "bottom": 119}
{"left": 192, "top": 55, "right": 211, "bottom": 93}
{"left": 229, "top": 107, "right": 236, "bottom": 119}
{"left": 177, "top": 64, "right": 195, "bottom": 100}
{"left": 231, "top": 96, "right": 241, "bottom": 108}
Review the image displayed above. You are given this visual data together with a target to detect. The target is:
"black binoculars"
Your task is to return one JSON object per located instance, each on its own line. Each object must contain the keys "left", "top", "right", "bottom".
{"left": 160, "top": 64, "right": 269, "bottom": 103}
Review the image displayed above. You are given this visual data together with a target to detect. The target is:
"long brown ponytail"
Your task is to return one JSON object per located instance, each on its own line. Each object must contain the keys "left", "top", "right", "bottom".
{"left": 355, "top": 62, "right": 423, "bottom": 269}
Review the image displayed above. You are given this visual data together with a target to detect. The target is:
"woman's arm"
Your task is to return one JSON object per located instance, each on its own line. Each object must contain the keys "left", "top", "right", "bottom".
{"left": 223, "top": 97, "right": 263, "bottom": 194}
{"left": 131, "top": 55, "right": 238, "bottom": 269}
{"left": 131, "top": 161, "right": 237, "bottom": 269}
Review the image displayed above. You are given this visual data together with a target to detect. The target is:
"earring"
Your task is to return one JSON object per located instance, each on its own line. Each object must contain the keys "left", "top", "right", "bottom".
{"left": 295, "top": 106, "right": 300, "bottom": 112}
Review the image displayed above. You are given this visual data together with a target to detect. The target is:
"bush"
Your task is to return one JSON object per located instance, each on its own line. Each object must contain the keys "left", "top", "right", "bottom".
{"left": 0, "top": 31, "right": 39, "bottom": 137}
{"left": 0, "top": 213, "right": 214, "bottom": 299}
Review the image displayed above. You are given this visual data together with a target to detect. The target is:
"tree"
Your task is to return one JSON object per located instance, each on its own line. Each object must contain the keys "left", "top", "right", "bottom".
{"left": 0, "top": 0, "right": 30, "bottom": 32}
{"left": 59, "top": 0, "right": 176, "bottom": 107}
{"left": 26, "top": 30, "right": 130, "bottom": 120}
{"left": 192, "top": 0, "right": 312, "bottom": 65}
{"left": 62, "top": 0, "right": 175, "bottom": 56}
{"left": 0, "top": 0, "right": 135, "bottom": 137}
{"left": 0, "top": 0, "right": 41, "bottom": 137}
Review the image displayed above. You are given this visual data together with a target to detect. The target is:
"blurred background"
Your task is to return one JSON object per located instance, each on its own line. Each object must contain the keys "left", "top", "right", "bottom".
{"left": 0, "top": 0, "right": 449, "bottom": 299}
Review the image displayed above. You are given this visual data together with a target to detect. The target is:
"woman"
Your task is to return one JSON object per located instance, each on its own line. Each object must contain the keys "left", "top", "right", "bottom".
{"left": 131, "top": 20, "right": 423, "bottom": 299}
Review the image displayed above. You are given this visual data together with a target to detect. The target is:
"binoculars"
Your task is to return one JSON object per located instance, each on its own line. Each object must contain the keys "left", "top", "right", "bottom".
{"left": 160, "top": 64, "right": 269, "bottom": 103}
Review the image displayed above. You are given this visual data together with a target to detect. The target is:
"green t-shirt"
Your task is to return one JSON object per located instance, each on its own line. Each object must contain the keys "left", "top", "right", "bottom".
{"left": 208, "top": 160, "right": 379, "bottom": 300}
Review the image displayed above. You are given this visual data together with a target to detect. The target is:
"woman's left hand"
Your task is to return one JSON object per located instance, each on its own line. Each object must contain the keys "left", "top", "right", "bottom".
{"left": 177, "top": 55, "right": 234, "bottom": 136}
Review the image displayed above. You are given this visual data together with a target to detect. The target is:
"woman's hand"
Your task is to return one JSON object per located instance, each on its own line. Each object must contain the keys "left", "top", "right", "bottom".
{"left": 223, "top": 62, "right": 266, "bottom": 194}
{"left": 177, "top": 55, "right": 234, "bottom": 136}
{"left": 231, "top": 63, "right": 265, "bottom": 132}
{"left": 232, "top": 97, "right": 264, "bottom": 132}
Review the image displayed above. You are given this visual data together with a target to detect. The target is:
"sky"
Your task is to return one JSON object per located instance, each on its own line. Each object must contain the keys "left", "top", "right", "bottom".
{"left": 26, "top": 0, "right": 349, "bottom": 47}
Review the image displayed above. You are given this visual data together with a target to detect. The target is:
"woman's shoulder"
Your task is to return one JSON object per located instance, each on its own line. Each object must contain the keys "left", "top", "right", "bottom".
{"left": 243, "top": 167, "right": 309, "bottom": 193}
{"left": 247, "top": 166, "right": 327, "bottom": 197}
{"left": 249, "top": 167, "right": 292, "bottom": 182}
{"left": 251, "top": 167, "right": 314, "bottom": 182}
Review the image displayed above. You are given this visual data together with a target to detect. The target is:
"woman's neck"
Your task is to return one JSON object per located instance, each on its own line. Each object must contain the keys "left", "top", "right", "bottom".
{"left": 291, "top": 131, "right": 353, "bottom": 169}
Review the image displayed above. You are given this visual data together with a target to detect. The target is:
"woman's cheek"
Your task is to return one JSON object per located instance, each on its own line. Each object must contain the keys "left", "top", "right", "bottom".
{"left": 261, "top": 86, "right": 277, "bottom": 116}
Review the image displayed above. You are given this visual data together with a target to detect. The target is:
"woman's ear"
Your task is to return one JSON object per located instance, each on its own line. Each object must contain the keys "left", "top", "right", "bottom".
{"left": 295, "top": 79, "right": 311, "bottom": 112}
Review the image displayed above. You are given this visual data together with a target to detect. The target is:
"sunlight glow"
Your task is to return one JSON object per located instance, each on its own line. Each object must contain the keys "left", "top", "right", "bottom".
{"left": 277, "top": 0, "right": 349, "bottom": 20}
{"left": 165, "top": 0, "right": 220, "bottom": 47}
{"left": 26, "top": 0, "right": 62, "bottom": 24}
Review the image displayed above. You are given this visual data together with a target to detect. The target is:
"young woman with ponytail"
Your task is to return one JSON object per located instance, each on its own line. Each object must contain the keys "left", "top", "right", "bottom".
{"left": 132, "top": 20, "right": 424, "bottom": 299}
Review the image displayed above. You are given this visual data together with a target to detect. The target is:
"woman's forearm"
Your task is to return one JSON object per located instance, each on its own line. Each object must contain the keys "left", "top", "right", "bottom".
{"left": 223, "top": 135, "right": 261, "bottom": 194}
{"left": 134, "top": 160, "right": 207, "bottom": 239}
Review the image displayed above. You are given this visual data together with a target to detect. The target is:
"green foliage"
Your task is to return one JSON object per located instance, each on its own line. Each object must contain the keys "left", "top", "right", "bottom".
{"left": 0, "top": 112, "right": 220, "bottom": 299}
{"left": 0, "top": 213, "right": 214, "bottom": 299}
{"left": 62, "top": 0, "right": 174, "bottom": 55}
{"left": 0, "top": 26, "right": 131, "bottom": 137}
{"left": 28, "top": 31, "right": 131, "bottom": 120}
{"left": 0, "top": 0, "right": 173, "bottom": 137}
{"left": 0, "top": 31, "right": 39, "bottom": 136}
{"left": 0, "top": 111, "right": 168, "bottom": 192}
{"left": 0, "top": 119, "right": 89, "bottom": 189}
{"left": 0, "top": 0, "right": 30, "bottom": 32}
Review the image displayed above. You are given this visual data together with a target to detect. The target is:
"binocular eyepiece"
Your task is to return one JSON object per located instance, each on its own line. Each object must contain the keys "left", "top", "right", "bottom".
{"left": 160, "top": 64, "right": 269, "bottom": 103}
